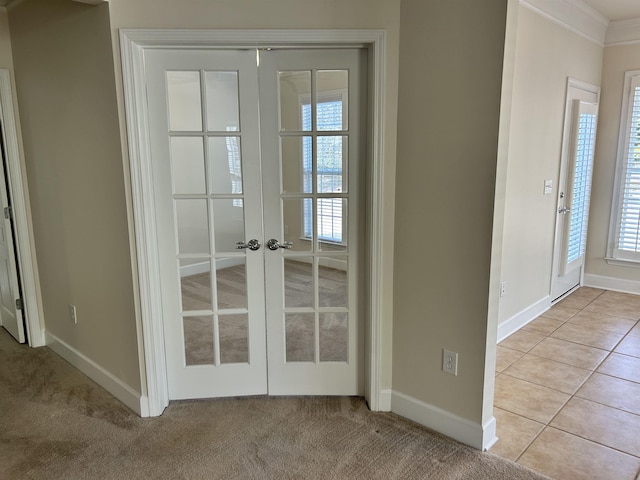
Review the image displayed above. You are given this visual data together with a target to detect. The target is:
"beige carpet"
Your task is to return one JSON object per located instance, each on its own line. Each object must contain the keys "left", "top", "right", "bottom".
{"left": 0, "top": 329, "right": 550, "bottom": 480}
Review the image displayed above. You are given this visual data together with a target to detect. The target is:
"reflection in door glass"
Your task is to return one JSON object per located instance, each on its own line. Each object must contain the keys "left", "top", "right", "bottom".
{"left": 316, "top": 70, "right": 348, "bottom": 131}
{"left": 183, "top": 315, "right": 215, "bottom": 366}
{"left": 215, "top": 258, "right": 247, "bottom": 310}
{"left": 219, "top": 314, "right": 248, "bottom": 364}
{"left": 175, "top": 199, "right": 209, "bottom": 254}
{"left": 209, "top": 136, "right": 243, "bottom": 194}
{"left": 285, "top": 313, "right": 315, "bottom": 362}
{"left": 318, "top": 257, "right": 347, "bottom": 307}
{"left": 212, "top": 199, "right": 244, "bottom": 253}
{"left": 166, "top": 71, "right": 202, "bottom": 132}
{"left": 180, "top": 258, "right": 212, "bottom": 311}
{"left": 205, "top": 71, "right": 240, "bottom": 132}
{"left": 319, "top": 312, "right": 348, "bottom": 362}
{"left": 170, "top": 137, "right": 206, "bottom": 195}
{"left": 284, "top": 258, "right": 313, "bottom": 308}
{"left": 279, "top": 71, "right": 311, "bottom": 131}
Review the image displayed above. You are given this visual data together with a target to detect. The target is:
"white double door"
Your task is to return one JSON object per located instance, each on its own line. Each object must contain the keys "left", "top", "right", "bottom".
{"left": 145, "top": 48, "right": 364, "bottom": 400}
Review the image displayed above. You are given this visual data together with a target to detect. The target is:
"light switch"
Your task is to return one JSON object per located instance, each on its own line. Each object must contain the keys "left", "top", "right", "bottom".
{"left": 544, "top": 179, "right": 553, "bottom": 195}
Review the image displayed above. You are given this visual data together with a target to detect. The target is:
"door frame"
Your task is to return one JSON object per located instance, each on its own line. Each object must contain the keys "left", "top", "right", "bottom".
{"left": 550, "top": 77, "right": 600, "bottom": 302}
{"left": 0, "top": 69, "right": 45, "bottom": 347}
{"left": 120, "top": 29, "right": 388, "bottom": 417}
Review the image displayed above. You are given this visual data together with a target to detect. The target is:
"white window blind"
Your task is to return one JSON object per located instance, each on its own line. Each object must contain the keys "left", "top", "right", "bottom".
{"left": 302, "top": 100, "right": 344, "bottom": 243}
{"left": 611, "top": 73, "right": 640, "bottom": 263}
{"left": 566, "top": 111, "right": 596, "bottom": 265}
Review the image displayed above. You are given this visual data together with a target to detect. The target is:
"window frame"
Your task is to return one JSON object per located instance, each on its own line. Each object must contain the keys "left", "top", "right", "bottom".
{"left": 607, "top": 70, "right": 640, "bottom": 266}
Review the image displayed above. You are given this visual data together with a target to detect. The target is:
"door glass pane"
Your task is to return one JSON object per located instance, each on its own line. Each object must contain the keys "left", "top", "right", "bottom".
{"left": 183, "top": 315, "right": 214, "bottom": 366}
{"left": 281, "top": 136, "right": 312, "bottom": 194}
{"left": 317, "top": 136, "right": 347, "bottom": 193}
{"left": 212, "top": 199, "right": 244, "bottom": 253}
{"left": 175, "top": 199, "right": 209, "bottom": 254}
{"left": 319, "top": 312, "right": 348, "bottom": 362}
{"left": 317, "top": 198, "right": 347, "bottom": 251}
{"left": 171, "top": 137, "right": 206, "bottom": 194}
{"left": 282, "top": 198, "right": 312, "bottom": 251}
{"left": 284, "top": 258, "right": 313, "bottom": 308}
{"left": 318, "top": 257, "right": 347, "bottom": 308}
{"left": 316, "top": 70, "right": 348, "bottom": 131}
{"left": 219, "top": 314, "right": 248, "bottom": 364}
{"left": 279, "top": 71, "right": 311, "bottom": 131}
{"left": 285, "top": 313, "right": 315, "bottom": 362}
{"left": 205, "top": 71, "right": 240, "bottom": 132}
{"left": 209, "top": 136, "right": 243, "bottom": 194}
{"left": 166, "top": 71, "right": 202, "bottom": 132}
{"left": 215, "top": 258, "right": 247, "bottom": 310}
{"left": 180, "top": 259, "right": 211, "bottom": 311}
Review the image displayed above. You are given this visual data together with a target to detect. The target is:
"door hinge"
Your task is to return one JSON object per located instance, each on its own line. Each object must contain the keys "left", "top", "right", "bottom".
{"left": 4, "top": 206, "right": 12, "bottom": 220}
{"left": 15, "top": 298, "right": 23, "bottom": 310}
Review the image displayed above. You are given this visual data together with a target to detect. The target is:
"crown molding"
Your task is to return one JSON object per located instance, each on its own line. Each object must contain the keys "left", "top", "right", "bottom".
{"left": 520, "top": 0, "right": 608, "bottom": 47}
{"left": 605, "top": 17, "right": 640, "bottom": 47}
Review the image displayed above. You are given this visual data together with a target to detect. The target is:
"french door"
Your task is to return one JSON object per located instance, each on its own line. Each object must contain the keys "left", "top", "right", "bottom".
{"left": 144, "top": 48, "right": 364, "bottom": 400}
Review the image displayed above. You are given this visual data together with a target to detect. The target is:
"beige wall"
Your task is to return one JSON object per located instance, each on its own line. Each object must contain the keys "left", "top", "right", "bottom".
{"left": 7, "top": 0, "right": 141, "bottom": 391}
{"left": 107, "top": 0, "right": 401, "bottom": 392}
{"left": 393, "top": 0, "right": 507, "bottom": 422}
{"left": 586, "top": 43, "right": 640, "bottom": 284}
{"left": 499, "top": 7, "right": 603, "bottom": 323}
{"left": 0, "top": 8, "right": 12, "bottom": 68}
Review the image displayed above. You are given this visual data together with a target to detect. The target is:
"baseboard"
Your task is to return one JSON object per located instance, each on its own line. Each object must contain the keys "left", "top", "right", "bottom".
{"left": 378, "top": 389, "right": 392, "bottom": 411}
{"left": 497, "top": 295, "right": 551, "bottom": 342}
{"left": 180, "top": 257, "right": 244, "bottom": 277}
{"left": 45, "top": 331, "right": 144, "bottom": 416}
{"left": 583, "top": 273, "right": 640, "bottom": 295}
{"left": 391, "top": 390, "right": 496, "bottom": 450}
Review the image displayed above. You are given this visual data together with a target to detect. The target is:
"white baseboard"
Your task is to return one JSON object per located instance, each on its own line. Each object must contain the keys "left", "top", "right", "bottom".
{"left": 180, "top": 257, "right": 244, "bottom": 277}
{"left": 45, "top": 331, "right": 144, "bottom": 416}
{"left": 497, "top": 295, "right": 551, "bottom": 342}
{"left": 378, "top": 389, "right": 392, "bottom": 411}
{"left": 391, "top": 390, "right": 496, "bottom": 450}
{"left": 583, "top": 273, "right": 640, "bottom": 295}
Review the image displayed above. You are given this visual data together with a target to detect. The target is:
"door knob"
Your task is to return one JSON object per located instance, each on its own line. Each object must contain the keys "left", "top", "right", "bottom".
{"left": 236, "top": 239, "right": 261, "bottom": 251}
{"left": 266, "top": 239, "right": 293, "bottom": 250}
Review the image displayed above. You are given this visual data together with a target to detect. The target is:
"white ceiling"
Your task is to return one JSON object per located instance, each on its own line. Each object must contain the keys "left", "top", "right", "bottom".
{"left": 582, "top": 0, "right": 640, "bottom": 21}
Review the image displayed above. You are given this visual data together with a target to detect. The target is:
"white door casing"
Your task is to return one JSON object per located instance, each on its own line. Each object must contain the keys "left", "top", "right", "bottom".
{"left": 120, "top": 30, "right": 388, "bottom": 416}
{"left": 550, "top": 78, "right": 599, "bottom": 301}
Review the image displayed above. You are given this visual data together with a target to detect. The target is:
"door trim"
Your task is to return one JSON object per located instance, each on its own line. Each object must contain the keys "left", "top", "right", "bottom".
{"left": 119, "top": 29, "right": 388, "bottom": 416}
{"left": 0, "top": 69, "right": 45, "bottom": 347}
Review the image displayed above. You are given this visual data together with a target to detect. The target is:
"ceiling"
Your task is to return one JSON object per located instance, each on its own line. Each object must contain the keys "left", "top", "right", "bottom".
{"left": 0, "top": 0, "right": 639, "bottom": 22}
{"left": 582, "top": 0, "right": 640, "bottom": 21}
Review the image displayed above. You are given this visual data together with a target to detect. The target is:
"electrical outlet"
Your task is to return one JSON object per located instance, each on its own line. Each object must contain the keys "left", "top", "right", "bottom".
{"left": 500, "top": 281, "right": 507, "bottom": 298}
{"left": 442, "top": 349, "right": 458, "bottom": 376}
{"left": 69, "top": 304, "right": 77, "bottom": 324}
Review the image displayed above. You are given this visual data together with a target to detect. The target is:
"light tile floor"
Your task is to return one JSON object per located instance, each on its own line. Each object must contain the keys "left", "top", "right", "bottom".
{"left": 491, "top": 287, "right": 640, "bottom": 480}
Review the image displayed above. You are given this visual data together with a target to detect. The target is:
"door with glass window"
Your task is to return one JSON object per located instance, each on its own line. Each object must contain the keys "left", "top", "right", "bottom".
{"left": 144, "top": 48, "right": 364, "bottom": 400}
{"left": 551, "top": 84, "right": 599, "bottom": 301}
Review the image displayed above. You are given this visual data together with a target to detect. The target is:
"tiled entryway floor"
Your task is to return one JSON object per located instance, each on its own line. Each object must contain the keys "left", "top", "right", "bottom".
{"left": 491, "top": 287, "right": 640, "bottom": 480}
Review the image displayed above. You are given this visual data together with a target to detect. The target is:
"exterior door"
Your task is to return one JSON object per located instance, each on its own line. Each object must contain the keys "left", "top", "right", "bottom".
{"left": 0, "top": 121, "right": 25, "bottom": 343}
{"left": 144, "top": 48, "right": 363, "bottom": 400}
{"left": 551, "top": 81, "right": 599, "bottom": 301}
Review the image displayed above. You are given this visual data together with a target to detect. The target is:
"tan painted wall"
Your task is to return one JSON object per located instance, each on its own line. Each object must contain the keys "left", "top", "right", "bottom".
{"left": 7, "top": 0, "right": 141, "bottom": 391}
{"left": 107, "top": 0, "right": 401, "bottom": 392}
{"left": 499, "top": 7, "right": 603, "bottom": 323}
{"left": 0, "top": 8, "right": 12, "bottom": 68}
{"left": 586, "top": 43, "right": 640, "bottom": 284}
{"left": 393, "top": 0, "right": 507, "bottom": 422}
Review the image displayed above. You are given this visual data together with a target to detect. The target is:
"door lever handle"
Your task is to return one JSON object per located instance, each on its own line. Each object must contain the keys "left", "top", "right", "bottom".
{"left": 236, "top": 239, "right": 261, "bottom": 251}
{"left": 267, "top": 239, "right": 293, "bottom": 251}
{"left": 558, "top": 206, "right": 571, "bottom": 214}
